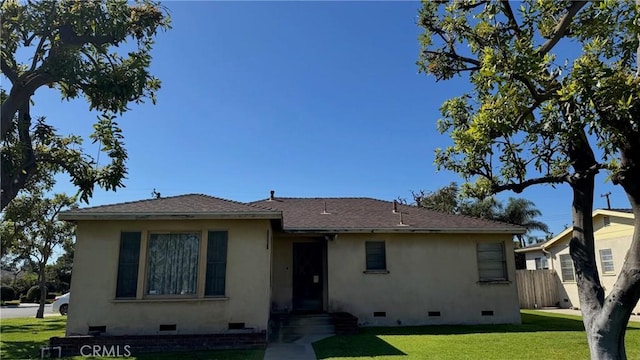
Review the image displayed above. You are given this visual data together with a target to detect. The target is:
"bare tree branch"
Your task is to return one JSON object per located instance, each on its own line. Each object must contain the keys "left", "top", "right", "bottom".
{"left": 501, "top": 1, "right": 522, "bottom": 37}
{"left": 537, "top": 1, "right": 589, "bottom": 56}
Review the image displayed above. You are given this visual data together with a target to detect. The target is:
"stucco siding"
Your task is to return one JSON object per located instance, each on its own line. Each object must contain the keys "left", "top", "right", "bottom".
{"left": 67, "top": 219, "right": 272, "bottom": 336}
{"left": 326, "top": 233, "right": 521, "bottom": 326}
{"left": 548, "top": 229, "right": 640, "bottom": 314}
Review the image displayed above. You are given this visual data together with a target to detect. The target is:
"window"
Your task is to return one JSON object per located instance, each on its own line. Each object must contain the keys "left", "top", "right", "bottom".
{"left": 146, "top": 233, "right": 200, "bottom": 296}
{"left": 477, "top": 242, "right": 507, "bottom": 281}
{"left": 365, "top": 241, "right": 386, "bottom": 270}
{"left": 559, "top": 254, "right": 575, "bottom": 282}
{"left": 599, "top": 249, "right": 614, "bottom": 274}
{"left": 535, "top": 256, "right": 549, "bottom": 270}
{"left": 116, "top": 232, "right": 141, "bottom": 298}
{"left": 603, "top": 216, "right": 611, "bottom": 227}
{"left": 205, "top": 231, "right": 228, "bottom": 296}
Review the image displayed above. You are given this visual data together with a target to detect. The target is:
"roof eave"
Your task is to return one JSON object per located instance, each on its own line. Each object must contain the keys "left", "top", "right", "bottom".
{"left": 282, "top": 227, "right": 525, "bottom": 234}
{"left": 58, "top": 211, "right": 282, "bottom": 221}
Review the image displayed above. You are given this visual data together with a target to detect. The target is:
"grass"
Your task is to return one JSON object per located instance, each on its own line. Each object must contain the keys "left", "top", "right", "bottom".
{"left": 313, "top": 310, "right": 640, "bottom": 360}
{"left": 0, "top": 317, "right": 264, "bottom": 360}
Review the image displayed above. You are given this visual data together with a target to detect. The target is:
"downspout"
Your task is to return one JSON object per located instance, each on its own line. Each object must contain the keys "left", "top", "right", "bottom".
{"left": 542, "top": 246, "right": 554, "bottom": 271}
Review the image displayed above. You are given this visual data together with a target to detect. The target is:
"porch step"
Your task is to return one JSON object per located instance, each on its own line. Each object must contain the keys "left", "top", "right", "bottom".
{"left": 270, "top": 314, "right": 335, "bottom": 343}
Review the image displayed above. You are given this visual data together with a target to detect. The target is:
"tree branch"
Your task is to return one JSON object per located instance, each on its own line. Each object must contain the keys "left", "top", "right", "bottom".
{"left": 537, "top": 1, "right": 589, "bottom": 56}
{"left": 492, "top": 174, "right": 571, "bottom": 193}
{"left": 1, "top": 56, "right": 19, "bottom": 84}
{"left": 501, "top": 1, "right": 521, "bottom": 37}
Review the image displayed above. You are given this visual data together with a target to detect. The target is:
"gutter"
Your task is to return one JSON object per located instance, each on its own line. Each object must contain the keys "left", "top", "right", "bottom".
{"left": 58, "top": 211, "right": 282, "bottom": 221}
{"left": 282, "top": 227, "right": 525, "bottom": 234}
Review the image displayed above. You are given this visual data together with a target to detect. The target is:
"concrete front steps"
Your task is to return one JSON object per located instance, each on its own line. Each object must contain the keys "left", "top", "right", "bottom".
{"left": 270, "top": 313, "right": 335, "bottom": 344}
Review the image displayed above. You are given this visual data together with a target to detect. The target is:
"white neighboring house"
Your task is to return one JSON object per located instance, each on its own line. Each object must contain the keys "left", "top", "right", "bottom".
{"left": 516, "top": 208, "right": 639, "bottom": 314}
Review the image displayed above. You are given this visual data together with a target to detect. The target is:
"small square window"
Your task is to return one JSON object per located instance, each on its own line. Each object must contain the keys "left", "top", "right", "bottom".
{"left": 365, "top": 241, "right": 386, "bottom": 271}
{"left": 477, "top": 242, "right": 507, "bottom": 281}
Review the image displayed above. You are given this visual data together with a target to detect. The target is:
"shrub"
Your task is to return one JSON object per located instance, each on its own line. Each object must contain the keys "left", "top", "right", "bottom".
{"left": 26, "top": 285, "right": 48, "bottom": 303}
{"left": 1, "top": 286, "right": 16, "bottom": 301}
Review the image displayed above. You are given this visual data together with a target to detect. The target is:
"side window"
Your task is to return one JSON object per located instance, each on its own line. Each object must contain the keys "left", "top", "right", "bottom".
{"left": 559, "top": 254, "right": 575, "bottom": 282}
{"left": 365, "top": 241, "right": 386, "bottom": 271}
{"left": 477, "top": 242, "right": 507, "bottom": 281}
{"left": 205, "top": 231, "right": 228, "bottom": 296}
{"left": 599, "top": 249, "right": 614, "bottom": 274}
{"left": 116, "top": 232, "right": 141, "bottom": 298}
{"left": 535, "top": 256, "right": 549, "bottom": 270}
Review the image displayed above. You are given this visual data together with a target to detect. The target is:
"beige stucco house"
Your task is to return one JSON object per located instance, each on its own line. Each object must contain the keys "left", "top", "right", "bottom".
{"left": 516, "top": 209, "right": 639, "bottom": 314}
{"left": 60, "top": 192, "right": 525, "bottom": 339}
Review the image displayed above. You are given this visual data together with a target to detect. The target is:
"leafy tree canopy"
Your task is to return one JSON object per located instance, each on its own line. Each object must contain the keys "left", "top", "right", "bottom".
{"left": 0, "top": 0, "right": 171, "bottom": 209}
{"left": 417, "top": 1, "right": 639, "bottom": 358}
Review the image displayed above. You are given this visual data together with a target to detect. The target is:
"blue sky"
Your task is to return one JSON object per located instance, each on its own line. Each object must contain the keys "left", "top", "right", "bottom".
{"left": 20, "top": 1, "right": 628, "bottom": 237}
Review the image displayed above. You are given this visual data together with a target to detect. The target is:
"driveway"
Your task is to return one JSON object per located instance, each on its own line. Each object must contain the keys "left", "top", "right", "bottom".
{"left": 0, "top": 304, "right": 58, "bottom": 319}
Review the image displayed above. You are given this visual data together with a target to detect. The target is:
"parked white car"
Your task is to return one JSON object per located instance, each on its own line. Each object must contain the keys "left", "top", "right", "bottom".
{"left": 52, "top": 293, "right": 70, "bottom": 315}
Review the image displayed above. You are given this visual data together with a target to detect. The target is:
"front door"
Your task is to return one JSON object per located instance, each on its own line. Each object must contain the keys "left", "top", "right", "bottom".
{"left": 292, "top": 242, "right": 324, "bottom": 313}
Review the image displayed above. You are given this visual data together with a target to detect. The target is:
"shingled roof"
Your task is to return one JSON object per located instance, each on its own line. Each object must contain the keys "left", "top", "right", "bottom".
{"left": 250, "top": 197, "right": 524, "bottom": 234}
{"left": 60, "top": 193, "right": 524, "bottom": 234}
{"left": 59, "top": 194, "right": 280, "bottom": 220}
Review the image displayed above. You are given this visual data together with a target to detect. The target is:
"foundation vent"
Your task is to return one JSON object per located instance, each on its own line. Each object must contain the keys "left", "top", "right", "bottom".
{"left": 88, "top": 325, "right": 106, "bottom": 334}
{"left": 481, "top": 310, "right": 494, "bottom": 316}
{"left": 159, "top": 324, "right": 177, "bottom": 331}
{"left": 373, "top": 312, "right": 386, "bottom": 317}
{"left": 428, "top": 311, "right": 441, "bottom": 317}
{"left": 228, "top": 322, "right": 245, "bottom": 330}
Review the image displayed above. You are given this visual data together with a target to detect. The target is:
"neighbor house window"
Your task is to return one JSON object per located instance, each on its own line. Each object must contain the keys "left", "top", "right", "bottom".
{"left": 365, "top": 241, "right": 386, "bottom": 270}
{"left": 477, "top": 242, "right": 507, "bottom": 281}
{"left": 116, "top": 232, "right": 141, "bottom": 298}
{"left": 559, "top": 254, "right": 575, "bottom": 282}
{"left": 599, "top": 248, "right": 614, "bottom": 274}
{"left": 535, "top": 256, "right": 549, "bottom": 270}
{"left": 205, "top": 231, "right": 228, "bottom": 296}
{"left": 146, "top": 232, "right": 200, "bottom": 296}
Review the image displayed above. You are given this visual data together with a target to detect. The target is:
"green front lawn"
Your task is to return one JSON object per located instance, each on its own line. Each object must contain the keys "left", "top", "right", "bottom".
{"left": 313, "top": 310, "right": 640, "bottom": 360}
{"left": 0, "top": 317, "right": 264, "bottom": 360}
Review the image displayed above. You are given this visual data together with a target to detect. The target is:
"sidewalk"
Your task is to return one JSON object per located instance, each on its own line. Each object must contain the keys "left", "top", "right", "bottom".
{"left": 536, "top": 308, "right": 640, "bottom": 323}
{"left": 263, "top": 334, "right": 330, "bottom": 360}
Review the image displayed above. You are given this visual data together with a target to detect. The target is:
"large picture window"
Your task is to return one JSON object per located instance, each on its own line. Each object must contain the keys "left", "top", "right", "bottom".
{"left": 146, "top": 232, "right": 200, "bottom": 296}
{"left": 477, "top": 242, "right": 507, "bottom": 281}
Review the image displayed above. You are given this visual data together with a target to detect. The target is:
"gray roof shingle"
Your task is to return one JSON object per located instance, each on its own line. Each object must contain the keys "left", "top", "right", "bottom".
{"left": 59, "top": 194, "right": 280, "bottom": 220}
{"left": 250, "top": 197, "right": 524, "bottom": 233}
{"left": 61, "top": 194, "right": 524, "bottom": 233}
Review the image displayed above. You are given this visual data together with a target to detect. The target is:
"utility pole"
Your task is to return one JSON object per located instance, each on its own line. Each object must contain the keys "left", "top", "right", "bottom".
{"left": 601, "top": 192, "right": 611, "bottom": 210}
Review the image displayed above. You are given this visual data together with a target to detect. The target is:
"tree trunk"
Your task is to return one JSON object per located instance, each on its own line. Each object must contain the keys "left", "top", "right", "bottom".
{"left": 36, "top": 259, "right": 47, "bottom": 319}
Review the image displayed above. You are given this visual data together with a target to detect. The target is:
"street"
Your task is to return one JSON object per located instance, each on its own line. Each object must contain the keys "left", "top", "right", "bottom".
{"left": 0, "top": 304, "right": 58, "bottom": 319}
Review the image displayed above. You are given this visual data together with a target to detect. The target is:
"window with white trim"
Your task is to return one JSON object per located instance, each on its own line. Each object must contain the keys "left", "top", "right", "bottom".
{"left": 535, "top": 256, "right": 549, "bottom": 270}
{"left": 477, "top": 242, "right": 507, "bottom": 281}
{"left": 559, "top": 254, "right": 575, "bottom": 282}
{"left": 599, "top": 248, "right": 614, "bottom": 274}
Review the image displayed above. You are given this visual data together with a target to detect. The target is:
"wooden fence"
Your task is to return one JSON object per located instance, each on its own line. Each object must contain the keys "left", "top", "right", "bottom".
{"left": 516, "top": 269, "right": 559, "bottom": 309}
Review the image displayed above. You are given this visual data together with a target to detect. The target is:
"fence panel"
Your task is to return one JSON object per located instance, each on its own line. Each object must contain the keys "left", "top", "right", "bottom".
{"left": 516, "top": 269, "right": 559, "bottom": 309}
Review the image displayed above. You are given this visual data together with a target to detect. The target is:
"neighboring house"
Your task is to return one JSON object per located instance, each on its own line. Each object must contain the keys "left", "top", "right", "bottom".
{"left": 59, "top": 192, "right": 525, "bottom": 338}
{"left": 516, "top": 209, "right": 639, "bottom": 314}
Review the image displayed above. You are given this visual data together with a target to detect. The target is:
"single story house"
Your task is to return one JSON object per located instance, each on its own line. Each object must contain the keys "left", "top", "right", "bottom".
{"left": 516, "top": 208, "right": 639, "bottom": 314}
{"left": 59, "top": 192, "right": 525, "bottom": 339}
